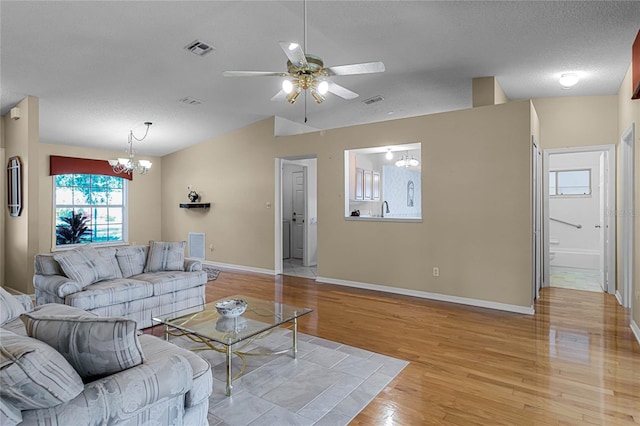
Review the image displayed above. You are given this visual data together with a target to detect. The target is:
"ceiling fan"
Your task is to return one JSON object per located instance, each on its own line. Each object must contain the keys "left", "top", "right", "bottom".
{"left": 223, "top": 41, "right": 385, "bottom": 105}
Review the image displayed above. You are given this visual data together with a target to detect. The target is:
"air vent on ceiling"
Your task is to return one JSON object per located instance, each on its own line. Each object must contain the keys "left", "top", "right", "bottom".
{"left": 179, "top": 97, "right": 203, "bottom": 106}
{"left": 184, "top": 40, "right": 214, "bottom": 57}
{"left": 362, "top": 95, "right": 385, "bottom": 105}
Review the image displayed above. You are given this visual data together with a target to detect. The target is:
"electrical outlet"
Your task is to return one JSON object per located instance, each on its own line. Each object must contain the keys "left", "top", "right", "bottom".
{"left": 433, "top": 267, "right": 440, "bottom": 277}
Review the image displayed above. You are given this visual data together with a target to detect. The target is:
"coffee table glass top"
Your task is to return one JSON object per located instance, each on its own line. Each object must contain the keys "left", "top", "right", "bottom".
{"left": 152, "top": 295, "right": 312, "bottom": 346}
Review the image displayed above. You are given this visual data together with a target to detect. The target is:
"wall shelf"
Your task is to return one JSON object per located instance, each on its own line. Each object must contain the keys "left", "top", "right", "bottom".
{"left": 179, "top": 203, "right": 211, "bottom": 209}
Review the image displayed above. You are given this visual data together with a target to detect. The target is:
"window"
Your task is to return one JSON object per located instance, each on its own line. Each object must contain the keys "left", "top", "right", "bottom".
{"left": 54, "top": 174, "right": 126, "bottom": 246}
{"left": 549, "top": 169, "right": 591, "bottom": 196}
{"left": 344, "top": 143, "right": 422, "bottom": 220}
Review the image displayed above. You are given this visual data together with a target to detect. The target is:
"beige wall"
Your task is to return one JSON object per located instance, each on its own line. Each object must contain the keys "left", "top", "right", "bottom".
{"left": 472, "top": 77, "right": 508, "bottom": 107}
{"left": 3, "top": 97, "right": 39, "bottom": 293}
{"left": 161, "top": 119, "right": 276, "bottom": 269}
{"left": 532, "top": 96, "right": 618, "bottom": 149}
{"left": 616, "top": 64, "right": 640, "bottom": 329}
{"left": 162, "top": 101, "right": 535, "bottom": 308}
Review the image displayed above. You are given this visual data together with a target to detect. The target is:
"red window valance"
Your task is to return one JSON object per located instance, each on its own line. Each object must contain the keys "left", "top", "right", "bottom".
{"left": 49, "top": 156, "right": 133, "bottom": 181}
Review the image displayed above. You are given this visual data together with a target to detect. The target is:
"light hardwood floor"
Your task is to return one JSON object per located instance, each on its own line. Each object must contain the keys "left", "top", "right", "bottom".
{"left": 153, "top": 269, "right": 640, "bottom": 425}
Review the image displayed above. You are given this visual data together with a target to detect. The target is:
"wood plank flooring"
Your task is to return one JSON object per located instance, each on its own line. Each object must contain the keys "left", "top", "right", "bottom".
{"left": 156, "top": 269, "right": 640, "bottom": 425}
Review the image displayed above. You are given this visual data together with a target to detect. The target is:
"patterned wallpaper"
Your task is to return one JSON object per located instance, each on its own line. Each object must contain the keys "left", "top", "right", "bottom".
{"left": 382, "top": 165, "right": 422, "bottom": 218}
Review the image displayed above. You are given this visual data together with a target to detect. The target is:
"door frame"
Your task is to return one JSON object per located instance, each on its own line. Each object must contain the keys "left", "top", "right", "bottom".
{"left": 620, "top": 124, "right": 635, "bottom": 308}
{"left": 275, "top": 156, "right": 317, "bottom": 274}
{"left": 542, "top": 144, "right": 616, "bottom": 294}
{"left": 290, "top": 167, "right": 308, "bottom": 263}
{"left": 532, "top": 137, "right": 543, "bottom": 300}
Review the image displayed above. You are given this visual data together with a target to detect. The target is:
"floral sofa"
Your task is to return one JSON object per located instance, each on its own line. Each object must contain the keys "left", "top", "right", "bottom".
{"left": 0, "top": 287, "right": 212, "bottom": 425}
{"left": 33, "top": 242, "right": 207, "bottom": 329}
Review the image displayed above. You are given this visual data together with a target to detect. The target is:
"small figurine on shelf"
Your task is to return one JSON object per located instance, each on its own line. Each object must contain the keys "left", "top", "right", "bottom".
{"left": 187, "top": 185, "right": 200, "bottom": 203}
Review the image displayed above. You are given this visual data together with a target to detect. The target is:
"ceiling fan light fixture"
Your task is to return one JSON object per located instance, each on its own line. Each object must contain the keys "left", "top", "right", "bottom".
{"left": 386, "top": 149, "right": 393, "bottom": 160}
{"left": 317, "top": 80, "right": 329, "bottom": 95}
{"left": 311, "top": 88, "right": 325, "bottom": 104}
{"left": 282, "top": 79, "right": 294, "bottom": 94}
{"left": 286, "top": 87, "right": 301, "bottom": 104}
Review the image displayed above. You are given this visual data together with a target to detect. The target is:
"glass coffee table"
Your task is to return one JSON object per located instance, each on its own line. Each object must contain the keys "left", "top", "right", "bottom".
{"left": 152, "top": 295, "right": 312, "bottom": 396}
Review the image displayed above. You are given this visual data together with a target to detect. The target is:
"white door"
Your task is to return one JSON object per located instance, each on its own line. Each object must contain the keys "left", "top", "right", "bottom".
{"left": 292, "top": 170, "right": 305, "bottom": 259}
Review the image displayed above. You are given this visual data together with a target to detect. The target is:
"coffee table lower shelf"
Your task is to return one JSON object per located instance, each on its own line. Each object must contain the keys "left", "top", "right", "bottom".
{"left": 154, "top": 313, "right": 305, "bottom": 397}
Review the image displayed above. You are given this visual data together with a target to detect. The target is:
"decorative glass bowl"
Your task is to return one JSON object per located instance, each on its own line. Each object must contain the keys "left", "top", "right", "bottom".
{"left": 215, "top": 299, "right": 247, "bottom": 318}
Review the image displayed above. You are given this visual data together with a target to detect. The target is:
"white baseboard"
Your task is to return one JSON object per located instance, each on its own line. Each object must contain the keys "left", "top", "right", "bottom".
{"left": 201, "top": 260, "right": 276, "bottom": 276}
{"left": 631, "top": 320, "right": 640, "bottom": 346}
{"left": 316, "top": 276, "right": 534, "bottom": 315}
{"left": 615, "top": 291, "right": 623, "bottom": 305}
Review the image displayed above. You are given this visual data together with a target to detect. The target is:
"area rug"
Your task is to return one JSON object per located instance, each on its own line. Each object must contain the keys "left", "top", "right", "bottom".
{"left": 170, "top": 328, "right": 408, "bottom": 425}
{"left": 202, "top": 266, "right": 220, "bottom": 281}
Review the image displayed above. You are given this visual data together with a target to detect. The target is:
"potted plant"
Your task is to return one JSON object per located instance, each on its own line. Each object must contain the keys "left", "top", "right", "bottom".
{"left": 56, "top": 212, "right": 92, "bottom": 245}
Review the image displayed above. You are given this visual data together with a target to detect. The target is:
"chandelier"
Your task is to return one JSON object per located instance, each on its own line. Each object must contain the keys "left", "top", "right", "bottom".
{"left": 108, "top": 122, "right": 153, "bottom": 175}
{"left": 395, "top": 152, "right": 420, "bottom": 168}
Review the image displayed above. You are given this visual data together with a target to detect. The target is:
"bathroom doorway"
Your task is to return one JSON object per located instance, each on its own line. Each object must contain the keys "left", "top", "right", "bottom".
{"left": 543, "top": 145, "right": 616, "bottom": 294}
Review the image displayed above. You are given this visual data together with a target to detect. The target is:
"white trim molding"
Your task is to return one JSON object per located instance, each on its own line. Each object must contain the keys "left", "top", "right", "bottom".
{"left": 615, "top": 291, "right": 623, "bottom": 306}
{"left": 316, "top": 276, "right": 535, "bottom": 315}
{"left": 201, "top": 260, "right": 276, "bottom": 276}
{"left": 631, "top": 321, "right": 640, "bottom": 346}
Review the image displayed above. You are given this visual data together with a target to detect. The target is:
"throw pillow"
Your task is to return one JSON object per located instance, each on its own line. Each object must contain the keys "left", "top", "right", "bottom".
{"left": 144, "top": 241, "right": 186, "bottom": 273}
{"left": 0, "top": 329, "right": 84, "bottom": 410}
{"left": 21, "top": 304, "right": 144, "bottom": 382}
{"left": 0, "top": 287, "right": 26, "bottom": 326}
{"left": 53, "top": 246, "right": 122, "bottom": 288}
{"left": 115, "top": 245, "right": 148, "bottom": 278}
{"left": 0, "top": 397, "right": 22, "bottom": 426}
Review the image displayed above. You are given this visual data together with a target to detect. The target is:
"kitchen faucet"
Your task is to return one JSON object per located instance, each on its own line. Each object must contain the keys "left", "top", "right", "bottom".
{"left": 382, "top": 201, "right": 390, "bottom": 218}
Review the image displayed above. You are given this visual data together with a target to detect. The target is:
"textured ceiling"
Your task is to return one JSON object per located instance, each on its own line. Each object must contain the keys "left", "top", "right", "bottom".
{"left": 1, "top": 1, "right": 639, "bottom": 156}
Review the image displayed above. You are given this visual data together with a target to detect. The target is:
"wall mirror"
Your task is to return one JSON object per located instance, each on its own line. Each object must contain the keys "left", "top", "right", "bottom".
{"left": 7, "top": 156, "right": 23, "bottom": 217}
{"left": 344, "top": 142, "right": 421, "bottom": 220}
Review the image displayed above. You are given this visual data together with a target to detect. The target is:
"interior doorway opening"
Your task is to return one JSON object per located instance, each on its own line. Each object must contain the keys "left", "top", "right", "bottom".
{"left": 275, "top": 156, "right": 318, "bottom": 279}
{"left": 543, "top": 145, "right": 616, "bottom": 294}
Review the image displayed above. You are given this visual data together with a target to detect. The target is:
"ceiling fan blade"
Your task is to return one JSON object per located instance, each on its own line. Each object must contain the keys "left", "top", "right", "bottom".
{"left": 326, "top": 61, "right": 385, "bottom": 76}
{"left": 271, "top": 90, "right": 287, "bottom": 101}
{"left": 327, "top": 82, "right": 359, "bottom": 100}
{"left": 223, "top": 71, "right": 288, "bottom": 77}
{"left": 279, "top": 41, "right": 308, "bottom": 68}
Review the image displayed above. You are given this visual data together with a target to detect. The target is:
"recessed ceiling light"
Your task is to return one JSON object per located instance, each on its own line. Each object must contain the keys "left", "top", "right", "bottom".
{"left": 559, "top": 73, "right": 579, "bottom": 89}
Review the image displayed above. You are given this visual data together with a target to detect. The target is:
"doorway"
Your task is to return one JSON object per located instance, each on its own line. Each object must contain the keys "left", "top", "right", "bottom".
{"left": 276, "top": 157, "right": 318, "bottom": 278}
{"left": 543, "top": 145, "right": 616, "bottom": 294}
